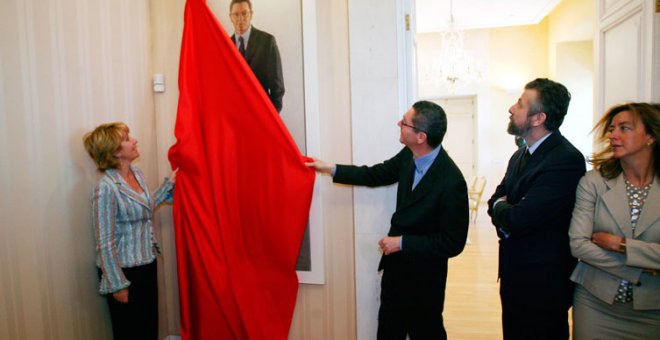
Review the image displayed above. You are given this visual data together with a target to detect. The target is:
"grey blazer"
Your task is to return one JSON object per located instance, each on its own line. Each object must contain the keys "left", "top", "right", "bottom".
{"left": 569, "top": 170, "right": 660, "bottom": 310}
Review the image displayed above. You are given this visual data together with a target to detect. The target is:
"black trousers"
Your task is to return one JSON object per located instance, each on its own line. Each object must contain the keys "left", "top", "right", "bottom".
{"left": 377, "top": 267, "right": 447, "bottom": 340}
{"left": 501, "top": 297, "right": 569, "bottom": 340}
{"left": 99, "top": 261, "right": 158, "bottom": 340}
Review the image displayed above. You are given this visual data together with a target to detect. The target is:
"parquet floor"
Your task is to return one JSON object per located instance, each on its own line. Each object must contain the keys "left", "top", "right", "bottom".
{"left": 443, "top": 210, "right": 573, "bottom": 339}
{"left": 444, "top": 212, "right": 502, "bottom": 339}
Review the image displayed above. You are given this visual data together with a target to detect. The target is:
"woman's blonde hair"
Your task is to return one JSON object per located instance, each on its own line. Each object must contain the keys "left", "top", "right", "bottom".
{"left": 83, "top": 122, "right": 129, "bottom": 171}
{"left": 590, "top": 102, "right": 659, "bottom": 179}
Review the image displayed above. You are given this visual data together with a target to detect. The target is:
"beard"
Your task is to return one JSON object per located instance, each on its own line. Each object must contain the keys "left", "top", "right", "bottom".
{"left": 507, "top": 119, "right": 531, "bottom": 136}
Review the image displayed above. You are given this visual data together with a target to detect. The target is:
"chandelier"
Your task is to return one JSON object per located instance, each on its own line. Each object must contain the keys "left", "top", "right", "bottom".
{"left": 433, "top": 0, "right": 483, "bottom": 92}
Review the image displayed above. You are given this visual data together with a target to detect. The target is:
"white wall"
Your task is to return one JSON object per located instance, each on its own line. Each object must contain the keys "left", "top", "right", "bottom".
{"left": 556, "top": 41, "right": 594, "bottom": 160}
{"left": 549, "top": 0, "right": 596, "bottom": 161}
{"left": 655, "top": 12, "right": 660, "bottom": 101}
{"left": 547, "top": 0, "right": 596, "bottom": 77}
{"left": 0, "top": 0, "right": 163, "bottom": 338}
{"left": 348, "top": 0, "right": 402, "bottom": 338}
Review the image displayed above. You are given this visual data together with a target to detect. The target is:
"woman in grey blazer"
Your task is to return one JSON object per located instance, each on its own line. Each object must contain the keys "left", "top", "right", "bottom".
{"left": 84, "top": 122, "right": 176, "bottom": 340}
{"left": 569, "top": 103, "right": 660, "bottom": 339}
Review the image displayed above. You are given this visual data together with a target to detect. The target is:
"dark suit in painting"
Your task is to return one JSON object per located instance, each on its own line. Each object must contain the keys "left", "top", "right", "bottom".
{"left": 232, "top": 26, "right": 284, "bottom": 112}
{"left": 334, "top": 147, "right": 469, "bottom": 340}
{"left": 488, "top": 131, "right": 585, "bottom": 339}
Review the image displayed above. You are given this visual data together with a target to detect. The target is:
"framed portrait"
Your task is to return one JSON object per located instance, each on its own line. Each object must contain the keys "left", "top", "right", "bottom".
{"left": 209, "top": 0, "right": 324, "bottom": 284}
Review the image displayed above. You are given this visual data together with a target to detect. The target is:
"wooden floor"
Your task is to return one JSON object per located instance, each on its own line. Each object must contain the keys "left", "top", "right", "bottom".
{"left": 443, "top": 210, "right": 574, "bottom": 339}
{"left": 444, "top": 211, "right": 502, "bottom": 340}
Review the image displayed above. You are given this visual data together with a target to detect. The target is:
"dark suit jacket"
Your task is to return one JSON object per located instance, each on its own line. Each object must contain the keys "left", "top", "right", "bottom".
{"left": 488, "top": 131, "right": 585, "bottom": 309}
{"left": 334, "top": 147, "right": 469, "bottom": 278}
{"left": 232, "top": 27, "right": 285, "bottom": 112}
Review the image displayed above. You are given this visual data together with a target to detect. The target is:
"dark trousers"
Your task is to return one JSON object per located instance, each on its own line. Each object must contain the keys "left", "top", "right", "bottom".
{"left": 99, "top": 261, "right": 158, "bottom": 340}
{"left": 377, "top": 267, "right": 447, "bottom": 340}
{"left": 501, "top": 297, "right": 569, "bottom": 340}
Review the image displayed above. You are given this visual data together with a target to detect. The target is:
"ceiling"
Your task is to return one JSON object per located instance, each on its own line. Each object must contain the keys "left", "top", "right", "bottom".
{"left": 416, "top": 0, "right": 562, "bottom": 33}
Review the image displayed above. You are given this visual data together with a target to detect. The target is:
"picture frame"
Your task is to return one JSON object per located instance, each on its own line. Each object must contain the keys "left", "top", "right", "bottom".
{"left": 210, "top": 0, "right": 324, "bottom": 284}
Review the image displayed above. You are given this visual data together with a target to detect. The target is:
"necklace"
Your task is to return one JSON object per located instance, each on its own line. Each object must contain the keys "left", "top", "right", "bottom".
{"left": 624, "top": 176, "right": 651, "bottom": 231}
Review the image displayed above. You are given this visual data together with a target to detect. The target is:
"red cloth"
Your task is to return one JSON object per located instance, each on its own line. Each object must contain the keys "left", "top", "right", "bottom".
{"left": 168, "top": 0, "right": 315, "bottom": 338}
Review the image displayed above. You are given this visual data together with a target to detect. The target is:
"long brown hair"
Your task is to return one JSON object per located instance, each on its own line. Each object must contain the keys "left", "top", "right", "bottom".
{"left": 590, "top": 103, "right": 659, "bottom": 179}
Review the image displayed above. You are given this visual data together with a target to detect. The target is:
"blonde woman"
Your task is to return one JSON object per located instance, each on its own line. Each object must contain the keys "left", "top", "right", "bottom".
{"left": 83, "top": 122, "right": 176, "bottom": 340}
{"left": 569, "top": 103, "right": 660, "bottom": 339}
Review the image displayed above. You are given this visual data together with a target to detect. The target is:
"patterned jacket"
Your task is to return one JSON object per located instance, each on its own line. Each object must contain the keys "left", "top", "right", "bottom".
{"left": 92, "top": 165, "right": 173, "bottom": 294}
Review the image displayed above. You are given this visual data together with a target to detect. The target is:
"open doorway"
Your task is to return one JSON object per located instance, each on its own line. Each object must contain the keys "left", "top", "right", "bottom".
{"left": 430, "top": 96, "right": 477, "bottom": 180}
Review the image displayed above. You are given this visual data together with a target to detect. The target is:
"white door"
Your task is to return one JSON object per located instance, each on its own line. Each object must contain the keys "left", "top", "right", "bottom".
{"left": 595, "top": 0, "right": 658, "bottom": 114}
{"left": 398, "top": 0, "right": 418, "bottom": 111}
{"left": 431, "top": 96, "right": 476, "bottom": 180}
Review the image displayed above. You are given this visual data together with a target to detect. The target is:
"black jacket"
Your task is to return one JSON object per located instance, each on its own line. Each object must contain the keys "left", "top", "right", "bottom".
{"left": 334, "top": 147, "right": 469, "bottom": 273}
{"left": 488, "top": 131, "right": 586, "bottom": 308}
{"left": 232, "top": 27, "right": 284, "bottom": 112}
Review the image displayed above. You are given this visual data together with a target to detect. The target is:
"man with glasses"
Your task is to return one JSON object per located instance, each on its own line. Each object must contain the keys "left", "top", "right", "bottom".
{"left": 488, "top": 78, "right": 585, "bottom": 339}
{"left": 306, "top": 101, "right": 469, "bottom": 339}
{"left": 229, "top": 0, "right": 284, "bottom": 112}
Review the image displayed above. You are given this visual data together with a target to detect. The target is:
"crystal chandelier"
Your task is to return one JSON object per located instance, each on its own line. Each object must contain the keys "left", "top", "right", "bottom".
{"left": 434, "top": 0, "right": 483, "bottom": 91}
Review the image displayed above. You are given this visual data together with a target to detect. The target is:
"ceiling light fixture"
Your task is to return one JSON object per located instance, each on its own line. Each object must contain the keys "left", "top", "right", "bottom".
{"left": 434, "top": 0, "right": 483, "bottom": 92}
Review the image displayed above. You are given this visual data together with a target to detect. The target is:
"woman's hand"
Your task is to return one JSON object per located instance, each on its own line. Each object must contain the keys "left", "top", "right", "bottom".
{"left": 170, "top": 168, "right": 179, "bottom": 184}
{"left": 113, "top": 288, "right": 129, "bottom": 303}
{"left": 591, "top": 232, "right": 625, "bottom": 253}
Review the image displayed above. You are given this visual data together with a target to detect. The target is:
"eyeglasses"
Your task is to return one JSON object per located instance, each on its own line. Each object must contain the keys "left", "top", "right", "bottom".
{"left": 399, "top": 117, "right": 427, "bottom": 134}
{"left": 230, "top": 10, "right": 251, "bottom": 19}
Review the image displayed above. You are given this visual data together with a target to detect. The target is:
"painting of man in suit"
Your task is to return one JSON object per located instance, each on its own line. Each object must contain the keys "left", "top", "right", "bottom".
{"left": 229, "top": 0, "right": 285, "bottom": 112}
{"left": 215, "top": 0, "right": 313, "bottom": 281}
{"left": 306, "top": 101, "right": 469, "bottom": 339}
{"left": 488, "top": 78, "right": 586, "bottom": 340}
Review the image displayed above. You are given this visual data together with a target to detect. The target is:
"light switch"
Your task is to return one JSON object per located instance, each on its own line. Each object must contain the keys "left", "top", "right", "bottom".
{"left": 153, "top": 74, "right": 165, "bottom": 93}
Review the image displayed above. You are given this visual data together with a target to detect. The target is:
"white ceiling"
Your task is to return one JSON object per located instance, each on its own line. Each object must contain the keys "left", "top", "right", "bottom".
{"left": 416, "top": 0, "right": 562, "bottom": 33}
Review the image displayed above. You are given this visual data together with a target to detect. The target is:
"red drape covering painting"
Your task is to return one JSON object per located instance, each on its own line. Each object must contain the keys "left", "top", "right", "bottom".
{"left": 168, "top": 0, "right": 315, "bottom": 338}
